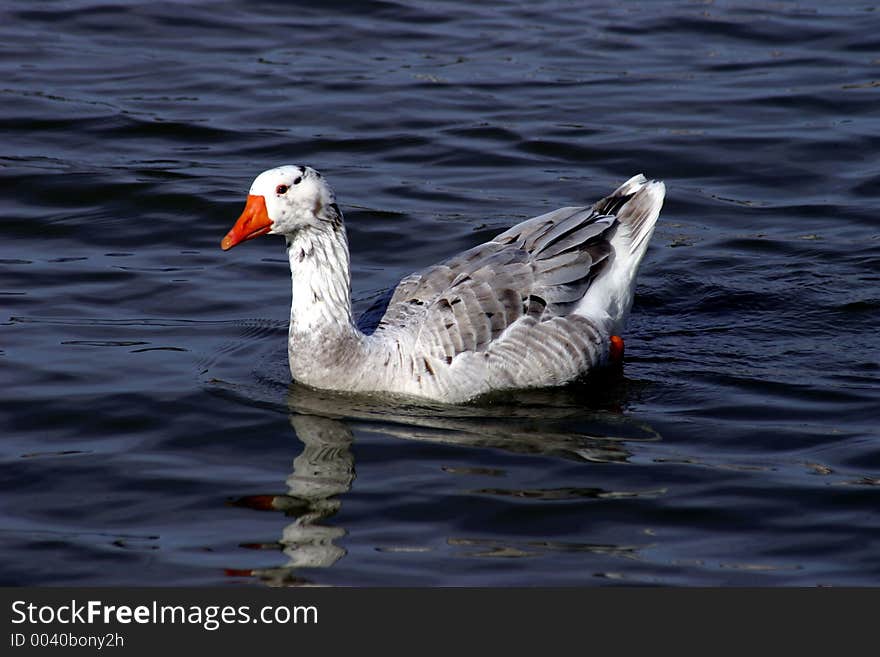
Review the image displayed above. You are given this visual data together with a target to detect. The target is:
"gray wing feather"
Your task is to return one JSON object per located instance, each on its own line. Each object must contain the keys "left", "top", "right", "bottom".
{"left": 367, "top": 203, "right": 620, "bottom": 365}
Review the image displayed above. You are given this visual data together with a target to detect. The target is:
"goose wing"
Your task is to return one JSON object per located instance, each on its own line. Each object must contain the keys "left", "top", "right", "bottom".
{"left": 368, "top": 204, "right": 618, "bottom": 363}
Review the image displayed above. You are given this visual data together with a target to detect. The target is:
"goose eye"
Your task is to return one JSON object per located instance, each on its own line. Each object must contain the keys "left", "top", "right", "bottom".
{"left": 276, "top": 184, "right": 289, "bottom": 195}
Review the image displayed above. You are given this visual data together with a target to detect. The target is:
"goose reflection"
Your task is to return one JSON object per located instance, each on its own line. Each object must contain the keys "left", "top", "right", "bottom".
{"left": 230, "top": 413, "right": 354, "bottom": 587}
{"left": 231, "top": 378, "right": 660, "bottom": 586}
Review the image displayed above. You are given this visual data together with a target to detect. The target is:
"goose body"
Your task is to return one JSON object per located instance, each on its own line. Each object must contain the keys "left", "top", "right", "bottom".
{"left": 222, "top": 167, "right": 664, "bottom": 403}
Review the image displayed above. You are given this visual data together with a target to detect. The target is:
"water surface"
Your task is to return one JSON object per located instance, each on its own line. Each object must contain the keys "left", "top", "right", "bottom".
{"left": 1, "top": 0, "right": 879, "bottom": 586}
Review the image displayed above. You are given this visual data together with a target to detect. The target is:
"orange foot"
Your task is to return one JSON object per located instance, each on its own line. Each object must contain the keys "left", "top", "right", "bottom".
{"left": 609, "top": 335, "right": 625, "bottom": 364}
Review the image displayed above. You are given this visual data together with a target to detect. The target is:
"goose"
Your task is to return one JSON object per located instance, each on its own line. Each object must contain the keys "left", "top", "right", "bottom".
{"left": 221, "top": 166, "right": 664, "bottom": 403}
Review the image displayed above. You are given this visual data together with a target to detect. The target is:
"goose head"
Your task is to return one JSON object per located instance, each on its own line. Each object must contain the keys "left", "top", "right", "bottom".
{"left": 221, "top": 165, "right": 339, "bottom": 250}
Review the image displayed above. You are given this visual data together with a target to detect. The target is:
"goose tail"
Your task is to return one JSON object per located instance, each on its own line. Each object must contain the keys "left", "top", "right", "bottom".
{"left": 575, "top": 174, "right": 665, "bottom": 334}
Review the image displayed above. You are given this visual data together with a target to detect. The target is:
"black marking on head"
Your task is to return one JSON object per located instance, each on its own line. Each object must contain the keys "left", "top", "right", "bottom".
{"left": 292, "top": 176, "right": 302, "bottom": 186}
{"left": 445, "top": 356, "right": 453, "bottom": 365}
{"left": 296, "top": 165, "right": 305, "bottom": 175}
{"left": 319, "top": 202, "right": 343, "bottom": 231}
{"left": 450, "top": 297, "right": 462, "bottom": 306}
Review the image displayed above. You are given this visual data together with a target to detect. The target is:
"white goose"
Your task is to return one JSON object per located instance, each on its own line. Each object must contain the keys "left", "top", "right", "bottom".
{"left": 221, "top": 166, "right": 664, "bottom": 404}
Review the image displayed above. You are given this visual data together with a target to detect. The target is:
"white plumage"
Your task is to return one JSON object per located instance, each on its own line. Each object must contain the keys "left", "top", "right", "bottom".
{"left": 221, "top": 166, "right": 665, "bottom": 403}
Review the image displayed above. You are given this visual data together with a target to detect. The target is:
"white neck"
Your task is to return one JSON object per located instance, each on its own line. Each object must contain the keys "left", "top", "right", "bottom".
{"left": 286, "top": 223, "right": 359, "bottom": 339}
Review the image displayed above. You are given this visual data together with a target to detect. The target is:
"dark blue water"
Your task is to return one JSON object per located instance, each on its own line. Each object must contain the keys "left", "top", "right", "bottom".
{"left": 2, "top": 0, "right": 879, "bottom": 586}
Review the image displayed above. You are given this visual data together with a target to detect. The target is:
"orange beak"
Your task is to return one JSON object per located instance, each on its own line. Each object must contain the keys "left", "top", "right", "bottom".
{"left": 221, "top": 195, "right": 272, "bottom": 250}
